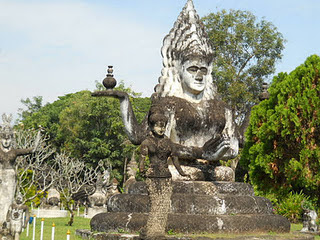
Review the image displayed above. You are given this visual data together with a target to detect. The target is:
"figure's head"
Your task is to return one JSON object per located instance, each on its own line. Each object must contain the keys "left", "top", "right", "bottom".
{"left": 15, "top": 193, "right": 23, "bottom": 205}
{"left": 0, "top": 113, "right": 14, "bottom": 151}
{"left": 0, "top": 132, "right": 13, "bottom": 150}
{"left": 155, "top": 0, "right": 217, "bottom": 102}
{"left": 179, "top": 57, "right": 210, "bottom": 96}
{"left": 149, "top": 113, "right": 168, "bottom": 137}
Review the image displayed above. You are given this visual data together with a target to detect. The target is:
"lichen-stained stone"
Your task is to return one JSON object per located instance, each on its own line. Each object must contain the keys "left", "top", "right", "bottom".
{"left": 91, "top": 212, "right": 290, "bottom": 234}
{"left": 128, "top": 181, "right": 254, "bottom": 196}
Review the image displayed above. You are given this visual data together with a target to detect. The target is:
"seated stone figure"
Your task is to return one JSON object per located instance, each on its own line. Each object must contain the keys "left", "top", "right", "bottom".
{"left": 92, "top": 0, "right": 238, "bottom": 181}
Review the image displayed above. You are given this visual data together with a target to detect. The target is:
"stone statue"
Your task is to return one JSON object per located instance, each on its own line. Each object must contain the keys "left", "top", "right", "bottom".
{"left": 0, "top": 114, "right": 40, "bottom": 231}
{"left": 47, "top": 187, "right": 60, "bottom": 208}
{"left": 123, "top": 153, "right": 138, "bottom": 193}
{"left": 106, "top": 178, "right": 120, "bottom": 200}
{"left": 301, "top": 209, "right": 318, "bottom": 233}
{"left": 90, "top": 1, "right": 291, "bottom": 235}
{"left": 92, "top": 0, "right": 239, "bottom": 180}
{"left": 6, "top": 193, "right": 29, "bottom": 240}
{"left": 88, "top": 171, "right": 109, "bottom": 208}
{"left": 139, "top": 110, "right": 192, "bottom": 239}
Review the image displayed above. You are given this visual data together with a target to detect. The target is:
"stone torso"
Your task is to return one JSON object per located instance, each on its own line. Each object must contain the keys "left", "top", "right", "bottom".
{"left": 143, "top": 136, "right": 173, "bottom": 178}
{"left": 155, "top": 96, "right": 227, "bottom": 147}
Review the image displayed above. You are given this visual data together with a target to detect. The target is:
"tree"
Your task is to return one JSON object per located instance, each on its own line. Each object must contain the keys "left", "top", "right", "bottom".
{"left": 15, "top": 127, "right": 56, "bottom": 204}
{"left": 53, "top": 152, "right": 102, "bottom": 226}
{"left": 241, "top": 55, "right": 320, "bottom": 205}
{"left": 19, "top": 82, "right": 151, "bottom": 183}
{"left": 18, "top": 96, "right": 44, "bottom": 121}
{"left": 202, "top": 9, "right": 285, "bottom": 143}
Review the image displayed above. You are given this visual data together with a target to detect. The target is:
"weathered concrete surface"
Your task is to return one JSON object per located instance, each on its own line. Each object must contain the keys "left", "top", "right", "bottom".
{"left": 91, "top": 181, "right": 290, "bottom": 234}
{"left": 77, "top": 230, "right": 314, "bottom": 240}
{"left": 91, "top": 212, "right": 290, "bottom": 234}
{"left": 128, "top": 181, "right": 254, "bottom": 196}
{"left": 31, "top": 209, "right": 68, "bottom": 218}
{"left": 0, "top": 168, "right": 16, "bottom": 226}
{"left": 108, "top": 194, "right": 273, "bottom": 215}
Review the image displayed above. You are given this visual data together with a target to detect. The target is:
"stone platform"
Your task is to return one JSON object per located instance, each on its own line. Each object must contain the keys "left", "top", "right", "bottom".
{"left": 31, "top": 209, "right": 68, "bottom": 218}
{"left": 76, "top": 229, "right": 314, "bottom": 240}
{"left": 90, "top": 181, "right": 290, "bottom": 234}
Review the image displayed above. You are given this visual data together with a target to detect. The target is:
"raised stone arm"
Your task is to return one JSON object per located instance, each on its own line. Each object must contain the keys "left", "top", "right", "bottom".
{"left": 92, "top": 90, "right": 147, "bottom": 145}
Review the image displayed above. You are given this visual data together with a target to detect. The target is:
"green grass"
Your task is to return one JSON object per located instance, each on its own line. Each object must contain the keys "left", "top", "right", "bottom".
{"left": 20, "top": 216, "right": 90, "bottom": 240}
{"left": 19, "top": 218, "right": 320, "bottom": 240}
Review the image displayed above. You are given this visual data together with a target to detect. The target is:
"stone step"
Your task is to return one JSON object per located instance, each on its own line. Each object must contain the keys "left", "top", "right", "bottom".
{"left": 128, "top": 181, "right": 254, "bottom": 196}
{"left": 107, "top": 194, "right": 273, "bottom": 215}
{"left": 90, "top": 212, "right": 290, "bottom": 234}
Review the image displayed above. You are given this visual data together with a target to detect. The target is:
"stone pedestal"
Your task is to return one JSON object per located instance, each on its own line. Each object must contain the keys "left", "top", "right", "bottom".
{"left": 91, "top": 181, "right": 290, "bottom": 234}
{"left": 85, "top": 207, "right": 108, "bottom": 219}
{"left": 31, "top": 208, "right": 68, "bottom": 218}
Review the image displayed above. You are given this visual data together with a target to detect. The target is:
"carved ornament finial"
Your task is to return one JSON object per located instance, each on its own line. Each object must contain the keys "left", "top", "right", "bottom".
{"left": 103, "top": 66, "right": 117, "bottom": 90}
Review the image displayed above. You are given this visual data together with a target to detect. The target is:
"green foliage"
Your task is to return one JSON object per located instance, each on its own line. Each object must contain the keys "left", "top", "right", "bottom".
{"left": 19, "top": 82, "right": 151, "bottom": 183}
{"left": 273, "top": 191, "right": 309, "bottom": 223}
{"left": 202, "top": 9, "right": 285, "bottom": 138}
{"left": 18, "top": 96, "right": 44, "bottom": 121}
{"left": 241, "top": 55, "right": 320, "bottom": 205}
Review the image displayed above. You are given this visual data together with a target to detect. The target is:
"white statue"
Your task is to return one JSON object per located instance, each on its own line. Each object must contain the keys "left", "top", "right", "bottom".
{"left": 0, "top": 114, "right": 40, "bottom": 231}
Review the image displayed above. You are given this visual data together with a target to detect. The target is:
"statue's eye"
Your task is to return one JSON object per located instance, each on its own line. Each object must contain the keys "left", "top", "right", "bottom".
{"left": 200, "top": 67, "right": 208, "bottom": 74}
{"left": 187, "top": 66, "right": 199, "bottom": 73}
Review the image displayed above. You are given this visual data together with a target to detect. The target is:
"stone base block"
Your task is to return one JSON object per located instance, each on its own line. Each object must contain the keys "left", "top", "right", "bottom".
{"left": 31, "top": 209, "right": 68, "bottom": 218}
{"left": 128, "top": 181, "right": 254, "bottom": 196}
{"left": 108, "top": 194, "right": 273, "bottom": 215}
{"left": 91, "top": 212, "right": 290, "bottom": 234}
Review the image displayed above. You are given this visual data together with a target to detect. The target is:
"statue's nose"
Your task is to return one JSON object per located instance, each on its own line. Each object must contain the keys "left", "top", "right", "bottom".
{"left": 195, "top": 71, "right": 203, "bottom": 81}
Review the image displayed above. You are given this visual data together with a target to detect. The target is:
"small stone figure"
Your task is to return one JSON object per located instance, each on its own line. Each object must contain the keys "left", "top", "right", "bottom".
{"left": 301, "top": 209, "right": 318, "bottom": 233}
{"left": 106, "top": 178, "right": 120, "bottom": 201}
{"left": 6, "top": 194, "right": 29, "bottom": 240}
{"left": 0, "top": 114, "right": 40, "bottom": 230}
{"left": 123, "top": 153, "right": 138, "bottom": 193}
{"left": 88, "top": 171, "right": 108, "bottom": 208}
{"left": 139, "top": 111, "right": 193, "bottom": 239}
{"left": 47, "top": 188, "right": 60, "bottom": 208}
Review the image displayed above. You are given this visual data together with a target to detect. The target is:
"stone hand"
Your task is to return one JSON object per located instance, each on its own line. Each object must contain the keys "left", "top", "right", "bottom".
{"left": 202, "top": 135, "right": 232, "bottom": 161}
{"left": 91, "top": 90, "right": 128, "bottom": 99}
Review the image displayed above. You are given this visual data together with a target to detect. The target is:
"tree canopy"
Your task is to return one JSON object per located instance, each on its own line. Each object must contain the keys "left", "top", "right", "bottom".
{"left": 19, "top": 82, "right": 151, "bottom": 182}
{"left": 202, "top": 9, "right": 285, "bottom": 142}
{"left": 241, "top": 55, "right": 320, "bottom": 204}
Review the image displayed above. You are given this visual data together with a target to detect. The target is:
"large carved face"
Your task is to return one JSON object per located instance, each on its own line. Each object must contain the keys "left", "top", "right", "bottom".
{"left": 1, "top": 133, "right": 13, "bottom": 150}
{"left": 180, "top": 58, "right": 210, "bottom": 95}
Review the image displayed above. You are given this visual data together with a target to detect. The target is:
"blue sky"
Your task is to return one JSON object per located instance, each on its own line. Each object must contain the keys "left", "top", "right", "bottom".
{"left": 1, "top": 0, "right": 320, "bottom": 119}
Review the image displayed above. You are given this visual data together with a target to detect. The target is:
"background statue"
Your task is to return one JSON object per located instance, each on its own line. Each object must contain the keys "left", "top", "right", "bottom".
{"left": 0, "top": 114, "right": 40, "bottom": 230}
{"left": 6, "top": 193, "right": 29, "bottom": 240}
{"left": 93, "top": 0, "right": 238, "bottom": 180}
{"left": 301, "top": 208, "right": 318, "bottom": 233}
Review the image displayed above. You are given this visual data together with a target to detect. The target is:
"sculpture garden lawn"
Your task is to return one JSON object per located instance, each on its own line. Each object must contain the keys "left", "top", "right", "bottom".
{"left": 19, "top": 216, "right": 90, "bottom": 240}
